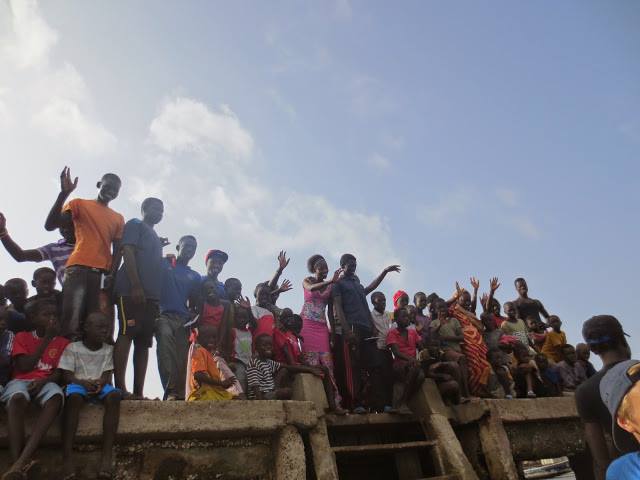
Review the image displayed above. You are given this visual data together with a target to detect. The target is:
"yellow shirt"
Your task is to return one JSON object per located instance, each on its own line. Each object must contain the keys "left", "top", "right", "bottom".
{"left": 541, "top": 330, "right": 566, "bottom": 363}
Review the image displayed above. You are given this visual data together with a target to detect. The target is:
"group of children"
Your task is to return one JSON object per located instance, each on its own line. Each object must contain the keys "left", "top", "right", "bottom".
{"left": 0, "top": 167, "right": 591, "bottom": 479}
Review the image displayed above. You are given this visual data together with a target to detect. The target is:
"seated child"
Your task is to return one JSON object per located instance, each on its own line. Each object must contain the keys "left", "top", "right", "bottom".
{"left": 59, "top": 312, "right": 121, "bottom": 479}
{"left": 274, "top": 313, "right": 345, "bottom": 413}
{"left": 482, "top": 312, "right": 503, "bottom": 350}
{"left": 246, "top": 334, "right": 321, "bottom": 400}
{"left": 540, "top": 315, "right": 567, "bottom": 363}
{"left": 527, "top": 319, "right": 547, "bottom": 353}
{"left": 0, "top": 307, "right": 15, "bottom": 387}
{"left": 187, "top": 325, "right": 241, "bottom": 402}
{"left": 429, "top": 299, "right": 470, "bottom": 398}
{"left": 386, "top": 308, "right": 425, "bottom": 411}
{"left": 556, "top": 344, "right": 587, "bottom": 391}
{"left": 419, "top": 342, "right": 464, "bottom": 405}
{"left": 485, "top": 348, "right": 514, "bottom": 399}
{"left": 534, "top": 353, "right": 563, "bottom": 397}
{"left": 25, "top": 267, "right": 63, "bottom": 314}
{"left": 511, "top": 342, "right": 543, "bottom": 398}
{"left": 0, "top": 299, "right": 69, "bottom": 478}
{"left": 575, "top": 343, "right": 596, "bottom": 378}
{"left": 500, "top": 302, "right": 530, "bottom": 348}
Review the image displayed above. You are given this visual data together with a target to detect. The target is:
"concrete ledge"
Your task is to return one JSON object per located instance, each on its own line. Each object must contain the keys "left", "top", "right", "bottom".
{"left": 488, "top": 397, "right": 578, "bottom": 423}
{"left": 0, "top": 400, "right": 320, "bottom": 445}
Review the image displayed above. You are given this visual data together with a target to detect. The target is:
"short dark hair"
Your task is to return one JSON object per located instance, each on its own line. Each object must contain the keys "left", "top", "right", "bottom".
{"left": 514, "top": 277, "right": 526, "bottom": 286}
{"left": 224, "top": 277, "right": 241, "bottom": 288}
{"left": 141, "top": 197, "right": 163, "bottom": 210}
{"left": 179, "top": 235, "right": 196, "bottom": 244}
{"left": 561, "top": 343, "right": 575, "bottom": 353}
{"left": 4, "top": 278, "right": 27, "bottom": 290}
{"left": 582, "top": 315, "right": 628, "bottom": 355}
{"left": 371, "top": 291, "right": 385, "bottom": 301}
{"left": 307, "top": 254, "right": 325, "bottom": 273}
{"left": 101, "top": 173, "right": 121, "bottom": 184}
{"left": 33, "top": 267, "right": 56, "bottom": 281}
{"left": 84, "top": 311, "right": 109, "bottom": 328}
{"left": 339, "top": 253, "right": 356, "bottom": 267}
{"left": 254, "top": 281, "right": 269, "bottom": 298}
{"left": 414, "top": 291, "right": 426, "bottom": 302}
{"left": 25, "top": 298, "right": 57, "bottom": 318}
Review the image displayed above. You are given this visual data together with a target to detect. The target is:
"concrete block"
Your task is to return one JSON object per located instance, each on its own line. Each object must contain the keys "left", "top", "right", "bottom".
{"left": 292, "top": 373, "right": 329, "bottom": 411}
{"left": 273, "top": 425, "right": 306, "bottom": 480}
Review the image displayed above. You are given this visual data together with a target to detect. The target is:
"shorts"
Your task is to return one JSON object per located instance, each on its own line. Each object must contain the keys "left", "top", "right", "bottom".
{"left": 392, "top": 360, "right": 418, "bottom": 382}
{"left": 66, "top": 383, "right": 120, "bottom": 402}
{"left": 0, "top": 379, "right": 64, "bottom": 407}
{"left": 117, "top": 297, "right": 159, "bottom": 348}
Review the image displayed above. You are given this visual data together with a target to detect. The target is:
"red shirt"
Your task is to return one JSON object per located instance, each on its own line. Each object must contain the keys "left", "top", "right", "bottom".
{"left": 12, "top": 331, "right": 70, "bottom": 380}
{"left": 200, "top": 303, "right": 225, "bottom": 329}
{"left": 250, "top": 306, "right": 275, "bottom": 340}
{"left": 386, "top": 327, "right": 420, "bottom": 365}
{"left": 273, "top": 329, "right": 301, "bottom": 365}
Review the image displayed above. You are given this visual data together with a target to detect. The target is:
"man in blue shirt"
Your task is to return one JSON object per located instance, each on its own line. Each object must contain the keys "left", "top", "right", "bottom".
{"left": 332, "top": 253, "right": 400, "bottom": 412}
{"left": 113, "top": 198, "right": 165, "bottom": 399}
{"left": 601, "top": 359, "right": 640, "bottom": 479}
{"left": 155, "top": 235, "right": 200, "bottom": 400}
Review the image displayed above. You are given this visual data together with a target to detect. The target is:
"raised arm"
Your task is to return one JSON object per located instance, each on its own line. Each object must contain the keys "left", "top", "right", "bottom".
{"left": 364, "top": 265, "right": 401, "bottom": 296}
{"left": 45, "top": 167, "right": 77, "bottom": 231}
{"left": 0, "top": 213, "right": 44, "bottom": 262}
{"left": 469, "top": 277, "right": 480, "bottom": 314}
{"left": 483, "top": 277, "right": 501, "bottom": 313}
{"left": 303, "top": 268, "right": 342, "bottom": 292}
{"left": 268, "top": 251, "right": 290, "bottom": 291}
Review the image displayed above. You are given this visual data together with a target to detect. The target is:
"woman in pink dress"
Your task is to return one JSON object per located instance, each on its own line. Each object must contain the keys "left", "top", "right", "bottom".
{"left": 300, "top": 254, "right": 344, "bottom": 411}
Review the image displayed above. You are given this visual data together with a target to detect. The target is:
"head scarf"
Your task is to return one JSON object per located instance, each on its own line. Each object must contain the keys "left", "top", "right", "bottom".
{"left": 393, "top": 290, "right": 409, "bottom": 309}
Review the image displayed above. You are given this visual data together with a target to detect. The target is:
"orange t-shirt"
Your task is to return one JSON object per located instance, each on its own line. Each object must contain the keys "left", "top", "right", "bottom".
{"left": 63, "top": 199, "right": 124, "bottom": 271}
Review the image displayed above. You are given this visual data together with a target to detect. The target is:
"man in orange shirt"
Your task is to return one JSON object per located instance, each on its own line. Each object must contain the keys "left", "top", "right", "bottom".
{"left": 45, "top": 167, "right": 124, "bottom": 340}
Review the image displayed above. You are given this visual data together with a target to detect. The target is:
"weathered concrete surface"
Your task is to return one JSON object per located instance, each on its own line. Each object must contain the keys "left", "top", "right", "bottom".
{"left": 309, "top": 420, "right": 339, "bottom": 480}
{"left": 273, "top": 425, "right": 306, "bottom": 480}
{"left": 0, "top": 400, "right": 318, "bottom": 445}
{"left": 478, "top": 403, "right": 519, "bottom": 480}
{"left": 292, "top": 373, "right": 329, "bottom": 412}
{"left": 409, "top": 380, "right": 479, "bottom": 480}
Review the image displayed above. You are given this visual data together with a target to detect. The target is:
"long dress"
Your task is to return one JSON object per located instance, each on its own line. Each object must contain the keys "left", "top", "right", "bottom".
{"left": 299, "top": 283, "right": 341, "bottom": 405}
{"left": 450, "top": 304, "right": 491, "bottom": 396}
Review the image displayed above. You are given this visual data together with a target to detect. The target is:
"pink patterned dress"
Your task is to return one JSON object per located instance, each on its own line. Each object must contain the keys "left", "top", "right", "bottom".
{"left": 300, "top": 282, "right": 341, "bottom": 405}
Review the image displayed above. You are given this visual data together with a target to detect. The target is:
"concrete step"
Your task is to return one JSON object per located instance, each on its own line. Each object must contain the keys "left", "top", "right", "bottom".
{"left": 326, "top": 412, "right": 418, "bottom": 427}
{"left": 332, "top": 439, "right": 438, "bottom": 456}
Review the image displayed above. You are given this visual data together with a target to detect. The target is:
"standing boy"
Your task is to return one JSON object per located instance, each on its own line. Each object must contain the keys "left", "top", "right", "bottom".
{"left": 332, "top": 253, "right": 399, "bottom": 411}
{"left": 155, "top": 235, "right": 201, "bottom": 401}
{"left": 512, "top": 277, "right": 550, "bottom": 324}
{"left": 202, "top": 249, "right": 229, "bottom": 299}
{"left": 370, "top": 291, "right": 393, "bottom": 412}
{"left": 541, "top": 315, "right": 567, "bottom": 363}
{"left": 59, "top": 312, "right": 121, "bottom": 479}
{"left": 45, "top": 167, "right": 124, "bottom": 340}
{"left": 113, "top": 198, "right": 165, "bottom": 398}
{"left": 0, "top": 299, "right": 69, "bottom": 478}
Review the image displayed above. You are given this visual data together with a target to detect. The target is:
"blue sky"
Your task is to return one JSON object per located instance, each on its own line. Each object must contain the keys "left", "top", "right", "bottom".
{"left": 1, "top": 0, "right": 638, "bottom": 397}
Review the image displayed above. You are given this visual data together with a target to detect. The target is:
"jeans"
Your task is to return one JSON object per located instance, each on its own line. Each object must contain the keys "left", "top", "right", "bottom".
{"left": 155, "top": 312, "right": 190, "bottom": 399}
{"left": 61, "top": 266, "right": 102, "bottom": 340}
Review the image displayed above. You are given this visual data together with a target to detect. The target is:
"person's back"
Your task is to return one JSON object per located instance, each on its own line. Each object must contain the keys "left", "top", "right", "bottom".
{"left": 576, "top": 315, "right": 638, "bottom": 480}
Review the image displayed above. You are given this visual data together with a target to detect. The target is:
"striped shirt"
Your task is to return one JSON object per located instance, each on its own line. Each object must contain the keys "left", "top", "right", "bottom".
{"left": 246, "top": 357, "right": 281, "bottom": 399}
{"left": 37, "top": 239, "right": 74, "bottom": 285}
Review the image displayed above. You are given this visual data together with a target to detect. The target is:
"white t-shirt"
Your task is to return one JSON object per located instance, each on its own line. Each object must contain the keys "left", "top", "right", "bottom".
{"left": 371, "top": 309, "right": 392, "bottom": 350}
{"left": 58, "top": 341, "right": 114, "bottom": 380}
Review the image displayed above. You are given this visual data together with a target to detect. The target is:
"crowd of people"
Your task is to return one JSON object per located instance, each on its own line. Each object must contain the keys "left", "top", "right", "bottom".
{"left": 0, "top": 166, "right": 637, "bottom": 480}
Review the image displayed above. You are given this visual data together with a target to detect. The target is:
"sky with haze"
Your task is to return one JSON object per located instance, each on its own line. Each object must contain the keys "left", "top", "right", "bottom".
{"left": 1, "top": 0, "right": 639, "bottom": 398}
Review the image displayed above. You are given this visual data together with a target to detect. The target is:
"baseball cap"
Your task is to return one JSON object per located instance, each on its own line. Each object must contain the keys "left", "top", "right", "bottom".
{"left": 600, "top": 359, "right": 640, "bottom": 450}
{"left": 204, "top": 249, "right": 229, "bottom": 264}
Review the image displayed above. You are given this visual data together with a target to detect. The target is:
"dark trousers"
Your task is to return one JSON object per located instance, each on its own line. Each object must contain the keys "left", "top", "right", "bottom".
{"left": 369, "top": 349, "right": 393, "bottom": 411}
{"left": 61, "top": 265, "right": 102, "bottom": 340}
{"left": 332, "top": 326, "right": 379, "bottom": 410}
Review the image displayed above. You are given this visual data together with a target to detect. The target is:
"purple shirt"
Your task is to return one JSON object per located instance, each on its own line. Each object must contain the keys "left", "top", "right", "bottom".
{"left": 37, "top": 239, "right": 74, "bottom": 285}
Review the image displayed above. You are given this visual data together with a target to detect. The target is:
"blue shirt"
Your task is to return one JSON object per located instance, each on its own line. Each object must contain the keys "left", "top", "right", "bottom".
{"left": 333, "top": 275, "right": 373, "bottom": 331}
{"left": 607, "top": 452, "right": 640, "bottom": 479}
{"left": 160, "top": 261, "right": 201, "bottom": 316}
{"left": 200, "top": 275, "right": 226, "bottom": 300}
{"left": 114, "top": 219, "right": 163, "bottom": 300}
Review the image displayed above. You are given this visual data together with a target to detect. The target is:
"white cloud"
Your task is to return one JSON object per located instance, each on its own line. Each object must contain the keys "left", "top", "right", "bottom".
{"left": 0, "top": 0, "right": 116, "bottom": 155}
{"left": 149, "top": 97, "right": 253, "bottom": 159}
{"left": 368, "top": 152, "right": 391, "bottom": 170}
{"left": 32, "top": 97, "right": 116, "bottom": 153}
{"left": 3, "top": 0, "right": 57, "bottom": 69}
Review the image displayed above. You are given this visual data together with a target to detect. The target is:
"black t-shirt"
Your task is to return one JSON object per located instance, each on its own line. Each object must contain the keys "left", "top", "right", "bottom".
{"left": 575, "top": 361, "right": 639, "bottom": 454}
{"left": 512, "top": 297, "right": 545, "bottom": 323}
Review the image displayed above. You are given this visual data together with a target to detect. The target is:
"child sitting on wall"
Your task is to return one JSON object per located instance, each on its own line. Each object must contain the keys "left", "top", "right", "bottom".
{"left": 534, "top": 353, "right": 563, "bottom": 397}
{"left": 59, "top": 312, "right": 121, "bottom": 479}
{"left": 187, "top": 325, "right": 241, "bottom": 401}
{"left": 540, "top": 315, "right": 567, "bottom": 363}
{"left": 485, "top": 348, "right": 514, "bottom": 399}
{"left": 511, "top": 342, "right": 543, "bottom": 398}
